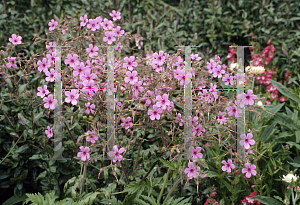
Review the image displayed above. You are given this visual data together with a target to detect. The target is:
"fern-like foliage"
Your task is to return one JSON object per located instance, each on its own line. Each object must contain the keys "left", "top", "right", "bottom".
{"left": 22, "top": 190, "right": 102, "bottom": 205}
{"left": 134, "top": 195, "right": 192, "bottom": 205}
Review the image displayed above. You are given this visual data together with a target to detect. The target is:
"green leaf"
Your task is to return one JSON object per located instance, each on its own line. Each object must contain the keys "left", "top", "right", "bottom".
{"left": 18, "top": 84, "right": 27, "bottom": 95}
{"left": 34, "top": 111, "right": 44, "bottom": 122}
{"left": 274, "top": 113, "right": 299, "bottom": 131}
{"left": 15, "top": 144, "right": 29, "bottom": 154}
{"left": 286, "top": 142, "right": 300, "bottom": 151}
{"left": 3, "top": 194, "right": 27, "bottom": 205}
{"left": 261, "top": 122, "right": 277, "bottom": 142}
{"left": 36, "top": 171, "right": 47, "bottom": 181}
{"left": 269, "top": 79, "right": 300, "bottom": 105}
{"left": 295, "top": 130, "right": 300, "bottom": 143}
{"left": 159, "top": 159, "right": 176, "bottom": 170}
{"left": 222, "top": 180, "right": 234, "bottom": 193}
{"left": 262, "top": 103, "right": 284, "bottom": 120}
{"left": 251, "top": 196, "right": 283, "bottom": 205}
{"left": 203, "top": 171, "right": 218, "bottom": 177}
{"left": 6, "top": 78, "right": 13, "bottom": 88}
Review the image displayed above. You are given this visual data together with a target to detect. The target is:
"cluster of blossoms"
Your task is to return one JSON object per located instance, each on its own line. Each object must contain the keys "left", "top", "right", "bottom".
{"left": 204, "top": 187, "right": 220, "bottom": 205}
{"left": 226, "top": 46, "right": 237, "bottom": 64}
{"left": 241, "top": 191, "right": 261, "bottom": 205}
{"left": 41, "top": 11, "right": 127, "bottom": 163}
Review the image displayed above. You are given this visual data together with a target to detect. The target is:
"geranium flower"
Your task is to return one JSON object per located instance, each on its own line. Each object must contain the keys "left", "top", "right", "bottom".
{"left": 77, "top": 146, "right": 90, "bottom": 161}
{"left": 108, "top": 145, "right": 125, "bottom": 163}
{"left": 9, "top": 34, "right": 22, "bottom": 45}
{"left": 45, "top": 126, "right": 53, "bottom": 138}
{"left": 239, "top": 133, "right": 255, "bottom": 150}
{"left": 184, "top": 162, "right": 200, "bottom": 179}
{"left": 86, "top": 130, "right": 98, "bottom": 144}
{"left": 221, "top": 159, "right": 235, "bottom": 173}
{"left": 190, "top": 147, "right": 203, "bottom": 160}
{"left": 242, "top": 163, "right": 257, "bottom": 178}
{"left": 43, "top": 94, "right": 57, "bottom": 110}
{"left": 37, "top": 85, "right": 50, "bottom": 98}
{"left": 109, "top": 10, "right": 121, "bottom": 21}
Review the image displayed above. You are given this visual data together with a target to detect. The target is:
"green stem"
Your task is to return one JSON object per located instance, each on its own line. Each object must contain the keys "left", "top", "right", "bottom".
{"left": 163, "top": 175, "right": 183, "bottom": 204}
{"left": 80, "top": 161, "right": 87, "bottom": 195}
{"left": 157, "top": 167, "right": 170, "bottom": 204}
{"left": 0, "top": 131, "right": 24, "bottom": 165}
{"left": 131, "top": 143, "right": 142, "bottom": 176}
{"left": 292, "top": 188, "right": 295, "bottom": 205}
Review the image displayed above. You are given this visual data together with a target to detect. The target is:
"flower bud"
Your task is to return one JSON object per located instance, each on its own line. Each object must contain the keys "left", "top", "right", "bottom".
{"left": 210, "top": 192, "right": 215, "bottom": 198}
{"left": 251, "top": 185, "right": 255, "bottom": 188}
{"left": 234, "top": 170, "right": 238, "bottom": 175}
{"left": 231, "top": 182, "right": 234, "bottom": 185}
{"left": 274, "top": 167, "right": 276, "bottom": 170}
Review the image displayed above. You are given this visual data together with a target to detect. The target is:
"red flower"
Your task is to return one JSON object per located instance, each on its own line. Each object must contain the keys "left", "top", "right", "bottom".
{"left": 279, "top": 96, "right": 286, "bottom": 102}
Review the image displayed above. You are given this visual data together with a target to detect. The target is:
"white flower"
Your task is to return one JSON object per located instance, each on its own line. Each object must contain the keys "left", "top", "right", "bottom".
{"left": 246, "top": 66, "right": 265, "bottom": 75}
{"left": 229, "top": 63, "right": 238, "bottom": 71}
{"left": 282, "top": 173, "right": 298, "bottom": 183}
{"left": 257, "top": 101, "right": 264, "bottom": 108}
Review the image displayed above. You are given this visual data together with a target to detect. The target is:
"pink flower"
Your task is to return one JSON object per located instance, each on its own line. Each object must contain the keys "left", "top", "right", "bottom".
{"left": 101, "top": 18, "right": 114, "bottom": 30}
{"left": 244, "top": 89, "right": 257, "bottom": 105}
{"left": 108, "top": 145, "right": 125, "bottom": 163}
{"left": 215, "top": 111, "right": 227, "bottom": 125}
{"left": 174, "top": 69, "right": 192, "bottom": 85}
{"left": 124, "top": 70, "right": 139, "bottom": 85}
{"left": 221, "top": 159, "right": 235, "bottom": 173}
{"left": 121, "top": 117, "right": 134, "bottom": 129}
{"left": 37, "top": 85, "right": 49, "bottom": 98}
{"left": 226, "top": 105, "right": 242, "bottom": 118}
{"left": 109, "top": 10, "right": 121, "bottom": 21}
{"left": 45, "top": 69, "right": 56, "bottom": 82}
{"left": 212, "top": 65, "right": 225, "bottom": 78}
{"left": 191, "top": 147, "right": 203, "bottom": 160}
{"left": 123, "top": 56, "right": 138, "bottom": 71}
{"left": 73, "top": 62, "right": 86, "bottom": 77}
{"left": 240, "top": 133, "right": 256, "bottom": 149}
{"left": 113, "top": 26, "right": 125, "bottom": 37}
{"left": 152, "top": 51, "right": 165, "bottom": 66}
{"left": 191, "top": 53, "right": 202, "bottom": 61}
{"left": 9, "top": 34, "right": 22, "bottom": 45}
{"left": 48, "top": 19, "right": 58, "bottom": 31}
{"left": 86, "top": 130, "right": 98, "bottom": 143}
{"left": 103, "top": 31, "right": 116, "bottom": 45}
{"left": 242, "top": 163, "right": 257, "bottom": 178}
{"left": 45, "top": 126, "right": 53, "bottom": 138}
{"left": 155, "top": 93, "right": 170, "bottom": 110}
{"left": 222, "top": 74, "right": 234, "bottom": 85}
{"left": 46, "top": 52, "right": 55, "bottom": 65}
{"left": 148, "top": 105, "right": 163, "bottom": 120}
{"left": 184, "top": 162, "right": 201, "bottom": 179}
{"left": 279, "top": 96, "right": 286, "bottom": 102}
{"left": 43, "top": 94, "right": 57, "bottom": 110}
{"left": 115, "top": 42, "right": 123, "bottom": 53}
{"left": 46, "top": 42, "right": 56, "bottom": 53}
{"left": 86, "top": 44, "right": 99, "bottom": 57}
{"left": 80, "top": 14, "right": 88, "bottom": 27}
{"left": 62, "top": 30, "right": 67, "bottom": 35}
{"left": 85, "top": 102, "right": 95, "bottom": 114}
{"left": 65, "top": 90, "right": 80, "bottom": 105}
{"left": 37, "top": 58, "right": 51, "bottom": 72}
{"left": 206, "top": 59, "right": 217, "bottom": 73}
{"left": 64, "top": 54, "right": 80, "bottom": 68}
{"left": 6, "top": 57, "right": 18, "bottom": 68}
{"left": 77, "top": 146, "right": 90, "bottom": 161}
{"left": 237, "top": 93, "right": 246, "bottom": 108}
{"left": 87, "top": 19, "right": 100, "bottom": 31}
